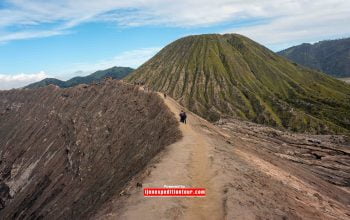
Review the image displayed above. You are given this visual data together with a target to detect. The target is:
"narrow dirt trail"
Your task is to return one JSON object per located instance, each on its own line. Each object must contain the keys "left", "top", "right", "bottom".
{"left": 95, "top": 88, "right": 350, "bottom": 220}
{"left": 162, "top": 96, "right": 223, "bottom": 220}
{"left": 95, "top": 94, "right": 224, "bottom": 220}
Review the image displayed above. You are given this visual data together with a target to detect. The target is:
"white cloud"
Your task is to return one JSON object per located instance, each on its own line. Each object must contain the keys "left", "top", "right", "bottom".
{"left": 1, "top": 0, "right": 247, "bottom": 29}
{"left": 0, "top": 47, "right": 160, "bottom": 90}
{"left": 0, "top": 71, "right": 48, "bottom": 89}
{"left": 91, "top": 47, "right": 160, "bottom": 69}
{"left": 0, "top": 29, "right": 67, "bottom": 42}
{"left": 0, "top": 0, "right": 348, "bottom": 49}
{"left": 63, "top": 47, "right": 160, "bottom": 75}
{"left": 227, "top": 1, "right": 350, "bottom": 50}
{"left": 47, "top": 47, "right": 160, "bottom": 80}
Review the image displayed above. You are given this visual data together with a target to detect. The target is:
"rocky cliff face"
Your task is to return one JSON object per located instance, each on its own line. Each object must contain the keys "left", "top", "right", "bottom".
{"left": 0, "top": 80, "right": 181, "bottom": 219}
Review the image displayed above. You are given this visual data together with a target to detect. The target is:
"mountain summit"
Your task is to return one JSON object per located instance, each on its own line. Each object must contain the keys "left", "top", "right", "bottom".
{"left": 127, "top": 34, "right": 350, "bottom": 134}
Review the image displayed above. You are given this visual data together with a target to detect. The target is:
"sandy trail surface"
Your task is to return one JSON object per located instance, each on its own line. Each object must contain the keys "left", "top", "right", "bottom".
{"left": 95, "top": 93, "right": 350, "bottom": 220}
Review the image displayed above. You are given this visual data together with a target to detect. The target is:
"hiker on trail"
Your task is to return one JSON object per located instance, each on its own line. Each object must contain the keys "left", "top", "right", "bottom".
{"left": 179, "top": 110, "right": 187, "bottom": 124}
{"left": 179, "top": 110, "right": 184, "bottom": 123}
{"left": 164, "top": 93, "right": 167, "bottom": 99}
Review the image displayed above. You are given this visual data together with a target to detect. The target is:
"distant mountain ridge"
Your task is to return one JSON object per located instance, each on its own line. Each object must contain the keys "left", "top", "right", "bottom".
{"left": 278, "top": 38, "right": 350, "bottom": 77}
{"left": 25, "top": 66, "right": 134, "bottom": 89}
{"left": 127, "top": 34, "right": 350, "bottom": 134}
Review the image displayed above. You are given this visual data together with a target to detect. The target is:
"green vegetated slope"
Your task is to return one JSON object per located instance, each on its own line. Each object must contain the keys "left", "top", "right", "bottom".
{"left": 25, "top": 66, "right": 134, "bottom": 89}
{"left": 278, "top": 38, "right": 350, "bottom": 77}
{"left": 127, "top": 34, "right": 350, "bottom": 134}
{"left": 24, "top": 78, "right": 67, "bottom": 88}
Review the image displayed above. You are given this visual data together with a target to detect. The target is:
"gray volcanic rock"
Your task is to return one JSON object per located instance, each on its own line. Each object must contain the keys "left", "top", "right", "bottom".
{"left": 217, "top": 118, "right": 350, "bottom": 187}
{"left": 0, "top": 79, "right": 181, "bottom": 219}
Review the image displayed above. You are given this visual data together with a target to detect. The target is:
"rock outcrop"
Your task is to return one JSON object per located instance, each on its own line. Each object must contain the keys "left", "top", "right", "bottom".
{"left": 217, "top": 118, "right": 350, "bottom": 187}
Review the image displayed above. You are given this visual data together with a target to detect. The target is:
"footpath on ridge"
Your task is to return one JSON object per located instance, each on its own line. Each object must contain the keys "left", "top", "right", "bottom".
{"left": 95, "top": 87, "right": 350, "bottom": 220}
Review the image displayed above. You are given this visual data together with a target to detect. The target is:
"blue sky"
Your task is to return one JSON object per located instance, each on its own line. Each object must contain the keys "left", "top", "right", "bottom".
{"left": 0, "top": 0, "right": 349, "bottom": 89}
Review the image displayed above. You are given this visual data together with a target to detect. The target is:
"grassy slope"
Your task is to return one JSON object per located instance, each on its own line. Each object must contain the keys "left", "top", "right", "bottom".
{"left": 278, "top": 38, "right": 350, "bottom": 77}
{"left": 127, "top": 34, "right": 350, "bottom": 134}
{"left": 25, "top": 66, "right": 134, "bottom": 89}
{"left": 24, "top": 78, "right": 66, "bottom": 88}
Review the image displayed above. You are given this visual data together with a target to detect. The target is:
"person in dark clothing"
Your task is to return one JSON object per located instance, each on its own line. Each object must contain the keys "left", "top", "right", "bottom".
{"left": 179, "top": 110, "right": 184, "bottom": 123}
{"left": 164, "top": 93, "right": 167, "bottom": 98}
{"left": 179, "top": 110, "right": 187, "bottom": 124}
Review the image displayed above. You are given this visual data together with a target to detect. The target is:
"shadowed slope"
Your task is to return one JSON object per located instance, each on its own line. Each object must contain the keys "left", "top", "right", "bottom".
{"left": 127, "top": 34, "right": 350, "bottom": 134}
{"left": 278, "top": 38, "right": 350, "bottom": 77}
{"left": 0, "top": 80, "right": 181, "bottom": 219}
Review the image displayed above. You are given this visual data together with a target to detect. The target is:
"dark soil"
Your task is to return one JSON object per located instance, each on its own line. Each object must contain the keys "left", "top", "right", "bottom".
{"left": 0, "top": 79, "right": 181, "bottom": 219}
